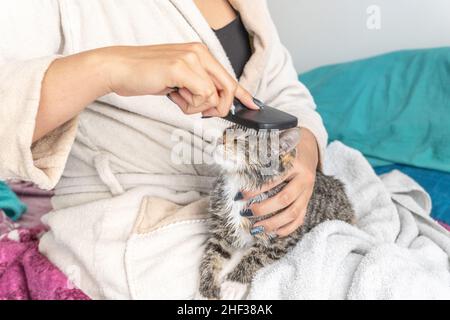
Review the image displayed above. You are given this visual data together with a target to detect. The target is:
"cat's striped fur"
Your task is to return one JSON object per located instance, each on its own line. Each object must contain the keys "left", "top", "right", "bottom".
{"left": 199, "top": 128, "right": 355, "bottom": 299}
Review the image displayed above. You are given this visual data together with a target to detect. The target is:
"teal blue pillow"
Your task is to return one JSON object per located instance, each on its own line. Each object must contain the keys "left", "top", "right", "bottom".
{"left": 300, "top": 47, "right": 450, "bottom": 172}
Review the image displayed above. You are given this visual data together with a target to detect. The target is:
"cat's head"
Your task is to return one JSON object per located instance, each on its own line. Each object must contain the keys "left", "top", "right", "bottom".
{"left": 214, "top": 127, "right": 301, "bottom": 176}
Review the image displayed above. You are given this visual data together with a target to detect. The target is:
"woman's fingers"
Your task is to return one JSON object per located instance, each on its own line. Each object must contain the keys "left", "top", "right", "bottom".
{"left": 178, "top": 52, "right": 221, "bottom": 110}
{"left": 188, "top": 43, "right": 235, "bottom": 116}
{"left": 201, "top": 84, "right": 259, "bottom": 117}
{"left": 235, "top": 85, "right": 259, "bottom": 110}
{"left": 170, "top": 62, "right": 219, "bottom": 113}
{"left": 275, "top": 207, "right": 308, "bottom": 238}
{"left": 187, "top": 43, "right": 259, "bottom": 114}
{"left": 253, "top": 195, "right": 307, "bottom": 235}
{"left": 177, "top": 87, "right": 193, "bottom": 103}
{"left": 120, "top": 42, "right": 258, "bottom": 116}
{"left": 242, "top": 172, "right": 290, "bottom": 200}
{"left": 249, "top": 175, "right": 303, "bottom": 217}
{"left": 201, "top": 108, "right": 221, "bottom": 118}
{"left": 167, "top": 42, "right": 259, "bottom": 116}
{"left": 167, "top": 91, "right": 188, "bottom": 112}
{"left": 205, "top": 76, "right": 231, "bottom": 118}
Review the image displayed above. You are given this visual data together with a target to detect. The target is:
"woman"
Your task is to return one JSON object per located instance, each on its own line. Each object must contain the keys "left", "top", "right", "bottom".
{"left": 0, "top": 0, "right": 327, "bottom": 299}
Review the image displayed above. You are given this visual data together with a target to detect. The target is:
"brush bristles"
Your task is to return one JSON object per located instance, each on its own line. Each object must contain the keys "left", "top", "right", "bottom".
{"left": 220, "top": 119, "right": 281, "bottom": 137}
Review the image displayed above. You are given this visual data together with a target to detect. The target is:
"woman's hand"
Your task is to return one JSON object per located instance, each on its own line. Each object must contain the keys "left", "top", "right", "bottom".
{"left": 242, "top": 128, "right": 319, "bottom": 238}
{"left": 34, "top": 43, "right": 258, "bottom": 142}
{"left": 102, "top": 43, "right": 258, "bottom": 117}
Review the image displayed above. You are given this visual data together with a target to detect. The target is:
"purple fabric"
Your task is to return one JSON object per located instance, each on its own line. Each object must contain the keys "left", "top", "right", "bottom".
{"left": 0, "top": 211, "right": 17, "bottom": 236}
{"left": 440, "top": 222, "right": 450, "bottom": 232}
{"left": 8, "top": 181, "right": 54, "bottom": 230}
{"left": 0, "top": 228, "right": 90, "bottom": 300}
{"left": 1, "top": 181, "right": 53, "bottom": 238}
{"left": 0, "top": 183, "right": 90, "bottom": 300}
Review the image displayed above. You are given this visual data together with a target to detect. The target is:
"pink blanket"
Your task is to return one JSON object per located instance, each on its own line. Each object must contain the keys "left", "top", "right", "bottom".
{"left": 1, "top": 181, "right": 90, "bottom": 300}
{"left": 440, "top": 222, "right": 450, "bottom": 232}
{"left": 0, "top": 227, "right": 90, "bottom": 300}
{"left": 8, "top": 180, "right": 54, "bottom": 229}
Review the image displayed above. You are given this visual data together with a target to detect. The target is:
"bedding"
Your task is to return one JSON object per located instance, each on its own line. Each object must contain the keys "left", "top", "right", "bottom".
{"left": 0, "top": 211, "right": 17, "bottom": 236}
{"left": 441, "top": 222, "right": 450, "bottom": 232}
{"left": 375, "top": 165, "right": 450, "bottom": 225}
{"left": 8, "top": 181, "right": 53, "bottom": 229}
{"left": 0, "top": 181, "right": 53, "bottom": 237}
{"left": 0, "top": 183, "right": 86, "bottom": 300}
{"left": 0, "top": 228, "right": 89, "bottom": 300}
{"left": 300, "top": 47, "right": 450, "bottom": 173}
{"left": 249, "top": 142, "right": 450, "bottom": 300}
{"left": 0, "top": 181, "right": 27, "bottom": 221}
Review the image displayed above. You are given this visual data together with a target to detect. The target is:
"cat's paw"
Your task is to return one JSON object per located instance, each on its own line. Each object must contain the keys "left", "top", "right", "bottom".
{"left": 220, "top": 281, "right": 249, "bottom": 300}
{"left": 198, "top": 283, "right": 221, "bottom": 300}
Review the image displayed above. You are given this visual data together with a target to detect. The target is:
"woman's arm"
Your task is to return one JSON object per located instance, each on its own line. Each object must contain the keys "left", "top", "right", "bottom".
{"left": 2, "top": 42, "right": 258, "bottom": 188}
{"left": 0, "top": 57, "right": 77, "bottom": 190}
{"left": 33, "top": 51, "right": 109, "bottom": 142}
{"left": 34, "top": 43, "right": 259, "bottom": 142}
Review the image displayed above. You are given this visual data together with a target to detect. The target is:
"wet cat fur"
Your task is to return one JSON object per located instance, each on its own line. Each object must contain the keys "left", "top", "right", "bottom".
{"left": 199, "top": 127, "right": 355, "bottom": 299}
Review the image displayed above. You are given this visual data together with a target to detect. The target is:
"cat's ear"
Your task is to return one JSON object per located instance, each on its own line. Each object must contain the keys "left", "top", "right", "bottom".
{"left": 279, "top": 128, "right": 301, "bottom": 155}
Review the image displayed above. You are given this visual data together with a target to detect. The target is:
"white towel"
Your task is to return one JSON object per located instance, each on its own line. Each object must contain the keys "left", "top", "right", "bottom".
{"left": 248, "top": 142, "right": 450, "bottom": 300}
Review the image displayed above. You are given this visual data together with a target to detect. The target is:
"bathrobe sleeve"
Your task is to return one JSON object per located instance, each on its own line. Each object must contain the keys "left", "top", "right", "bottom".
{"left": 0, "top": 1, "right": 78, "bottom": 190}
{"left": 249, "top": 1, "right": 329, "bottom": 166}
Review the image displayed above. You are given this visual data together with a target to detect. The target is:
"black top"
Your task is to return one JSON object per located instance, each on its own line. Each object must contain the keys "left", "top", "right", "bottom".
{"left": 214, "top": 16, "right": 298, "bottom": 131}
{"left": 213, "top": 15, "right": 252, "bottom": 79}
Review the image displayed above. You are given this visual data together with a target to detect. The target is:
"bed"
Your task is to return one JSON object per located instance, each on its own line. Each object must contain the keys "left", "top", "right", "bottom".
{"left": 299, "top": 47, "right": 450, "bottom": 226}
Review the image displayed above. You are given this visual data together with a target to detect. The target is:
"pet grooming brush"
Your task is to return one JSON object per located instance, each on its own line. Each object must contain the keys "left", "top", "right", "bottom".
{"left": 223, "top": 98, "right": 298, "bottom": 133}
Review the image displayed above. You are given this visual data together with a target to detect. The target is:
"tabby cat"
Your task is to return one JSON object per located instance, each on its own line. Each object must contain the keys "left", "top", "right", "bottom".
{"left": 199, "top": 127, "right": 355, "bottom": 299}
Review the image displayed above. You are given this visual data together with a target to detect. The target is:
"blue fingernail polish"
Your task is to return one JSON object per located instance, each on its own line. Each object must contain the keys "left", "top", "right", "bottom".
{"left": 234, "top": 192, "right": 244, "bottom": 201}
{"left": 240, "top": 209, "right": 253, "bottom": 217}
{"left": 253, "top": 98, "right": 265, "bottom": 109}
{"left": 251, "top": 226, "right": 264, "bottom": 236}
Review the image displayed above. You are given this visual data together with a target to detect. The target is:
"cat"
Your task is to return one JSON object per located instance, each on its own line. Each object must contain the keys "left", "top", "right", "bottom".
{"left": 198, "top": 127, "right": 355, "bottom": 300}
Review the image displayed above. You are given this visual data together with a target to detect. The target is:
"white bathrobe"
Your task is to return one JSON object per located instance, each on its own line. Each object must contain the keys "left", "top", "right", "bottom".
{"left": 0, "top": 0, "right": 328, "bottom": 299}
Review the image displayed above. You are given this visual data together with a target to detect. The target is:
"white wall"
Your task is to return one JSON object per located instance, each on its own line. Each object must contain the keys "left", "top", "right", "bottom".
{"left": 268, "top": 0, "right": 450, "bottom": 72}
